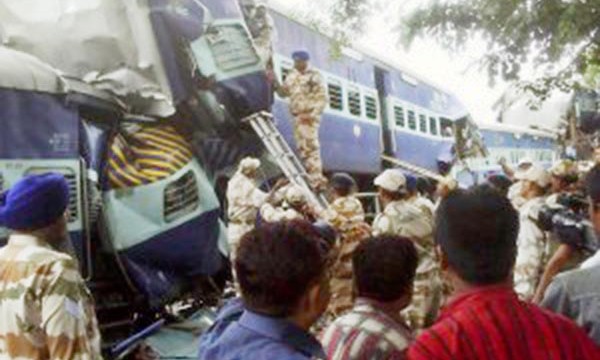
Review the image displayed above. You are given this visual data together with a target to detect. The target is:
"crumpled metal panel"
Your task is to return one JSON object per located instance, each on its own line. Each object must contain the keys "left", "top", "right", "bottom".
{"left": 0, "top": 0, "right": 175, "bottom": 116}
{"left": 0, "top": 46, "right": 65, "bottom": 94}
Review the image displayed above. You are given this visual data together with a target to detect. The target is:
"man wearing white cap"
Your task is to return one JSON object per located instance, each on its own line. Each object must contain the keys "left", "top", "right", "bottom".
{"left": 372, "top": 169, "right": 441, "bottom": 331}
{"left": 226, "top": 157, "right": 269, "bottom": 260}
{"left": 513, "top": 165, "right": 553, "bottom": 300}
{"left": 505, "top": 157, "right": 534, "bottom": 209}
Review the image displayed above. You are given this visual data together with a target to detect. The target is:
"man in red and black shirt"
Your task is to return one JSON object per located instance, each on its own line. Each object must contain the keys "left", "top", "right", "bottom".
{"left": 408, "top": 185, "right": 599, "bottom": 360}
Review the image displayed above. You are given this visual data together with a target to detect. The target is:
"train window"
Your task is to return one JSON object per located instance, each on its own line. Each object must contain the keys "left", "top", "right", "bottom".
{"left": 365, "top": 96, "right": 378, "bottom": 120}
{"left": 419, "top": 115, "right": 427, "bottom": 133}
{"left": 394, "top": 106, "right": 405, "bottom": 127}
{"left": 440, "top": 117, "right": 453, "bottom": 138}
{"left": 408, "top": 110, "right": 416, "bottom": 130}
{"left": 429, "top": 117, "right": 439, "bottom": 136}
{"left": 328, "top": 83, "right": 344, "bottom": 111}
{"left": 348, "top": 90, "right": 361, "bottom": 116}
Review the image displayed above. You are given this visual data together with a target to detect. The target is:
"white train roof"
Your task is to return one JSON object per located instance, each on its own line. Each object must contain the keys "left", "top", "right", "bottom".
{"left": 0, "top": 46, "right": 66, "bottom": 94}
{"left": 477, "top": 121, "right": 558, "bottom": 139}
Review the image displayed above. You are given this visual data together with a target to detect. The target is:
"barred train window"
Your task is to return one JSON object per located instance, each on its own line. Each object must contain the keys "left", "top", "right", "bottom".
{"left": 365, "top": 96, "right": 378, "bottom": 120}
{"left": 408, "top": 111, "right": 416, "bottom": 130}
{"left": 328, "top": 83, "right": 343, "bottom": 111}
{"left": 394, "top": 106, "right": 405, "bottom": 127}
{"left": 348, "top": 90, "right": 361, "bottom": 116}
{"left": 440, "top": 117, "right": 453, "bottom": 138}
{"left": 430, "top": 117, "right": 439, "bottom": 136}
{"left": 419, "top": 115, "right": 427, "bottom": 133}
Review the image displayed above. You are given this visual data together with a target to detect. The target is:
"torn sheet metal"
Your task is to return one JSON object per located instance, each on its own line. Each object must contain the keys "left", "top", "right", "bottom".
{"left": 0, "top": 46, "right": 65, "bottom": 94}
{"left": 0, "top": 0, "right": 175, "bottom": 116}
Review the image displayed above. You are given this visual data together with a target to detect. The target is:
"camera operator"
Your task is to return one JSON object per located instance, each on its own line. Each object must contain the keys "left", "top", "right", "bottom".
{"left": 541, "top": 164, "right": 600, "bottom": 345}
{"left": 532, "top": 160, "right": 583, "bottom": 303}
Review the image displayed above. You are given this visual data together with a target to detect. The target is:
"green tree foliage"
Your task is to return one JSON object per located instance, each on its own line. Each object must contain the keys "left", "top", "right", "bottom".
{"left": 333, "top": 0, "right": 600, "bottom": 98}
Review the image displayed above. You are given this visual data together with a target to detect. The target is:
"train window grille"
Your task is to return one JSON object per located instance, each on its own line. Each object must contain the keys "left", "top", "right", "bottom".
{"left": 365, "top": 96, "right": 378, "bottom": 120}
{"left": 408, "top": 111, "right": 416, "bottom": 130}
{"left": 25, "top": 167, "right": 78, "bottom": 224}
{"left": 430, "top": 117, "right": 439, "bottom": 136}
{"left": 394, "top": 106, "right": 405, "bottom": 127}
{"left": 328, "top": 83, "right": 343, "bottom": 111}
{"left": 348, "top": 90, "right": 361, "bottom": 116}
{"left": 207, "top": 24, "right": 260, "bottom": 71}
{"left": 440, "top": 117, "right": 453, "bottom": 137}
{"left": 419, "top": 115, "right": 427, "bottom": 133}
{"left": 164, "top": 171, "right": 200, "bottom": 223}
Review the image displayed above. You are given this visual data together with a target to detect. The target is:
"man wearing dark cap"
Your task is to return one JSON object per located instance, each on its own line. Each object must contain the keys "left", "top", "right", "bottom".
{"left": 276, "top": 50, "right": 328, "bottom": 191}
{"left": 320, "top": 173, "right": 371, "bottom": 317}
{"left": 0, "top": 173, "right": 102, "bottom": 359}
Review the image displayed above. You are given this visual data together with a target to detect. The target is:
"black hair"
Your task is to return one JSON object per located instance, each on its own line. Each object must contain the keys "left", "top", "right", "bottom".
{"left": 436, "top": 185, "right": 519, "bottom": 285}
{"left": 353, "top": 235, "right": 418, "bottom": 302}
{"left": 330, "top": 173, "right": 357, "bottom": 197}
{"left": 235, "top": 220, "right": 331, "bottom": 317}
{"left": 586, "top": 165, "right": 600, "bottom": 205}
{"left": 486, "top": 174, "right": 513, "bottom": 197}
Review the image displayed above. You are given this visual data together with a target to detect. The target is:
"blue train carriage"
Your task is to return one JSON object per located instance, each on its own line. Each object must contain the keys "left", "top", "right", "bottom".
{"left": 460, "top": 122, "right": 559, "bottom": 182}
{"left": 0, "top": 47, "right": 94, "bottom": 277}
{"left": 268, "top": 4, "right": 470, "bottom": 184}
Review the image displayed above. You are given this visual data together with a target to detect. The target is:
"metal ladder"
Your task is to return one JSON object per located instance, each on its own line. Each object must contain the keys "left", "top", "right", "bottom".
{"left": 244, "top": 111, "right": 328, "bottom": 212}
{"left": 381, "top": 154, "right": 446, "bottom": 182}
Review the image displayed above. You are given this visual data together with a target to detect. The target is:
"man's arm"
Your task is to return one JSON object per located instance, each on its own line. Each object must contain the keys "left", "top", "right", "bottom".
{"left": 42, "top": 259, "right": 102, "bottom": 360}
{"left": 533, "top": 244, "right": 574, "bottom": 304}
{"left": 310, "top": 71, "right": 328, "bottom": 118}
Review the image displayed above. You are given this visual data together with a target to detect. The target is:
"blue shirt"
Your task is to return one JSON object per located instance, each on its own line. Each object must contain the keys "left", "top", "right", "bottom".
{"left": 198, "top": 299, "right": 326, "bottom": 360}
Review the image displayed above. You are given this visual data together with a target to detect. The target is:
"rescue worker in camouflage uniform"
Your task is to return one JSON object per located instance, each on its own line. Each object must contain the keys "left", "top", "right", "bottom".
{"left": 371, "top": 169, "right": 442, "bottom": 331}
{"left": 226, "top": 157, "right": 269, "bottom": 261}
{"left": 406, "top": 174, "right": 436, "bottom": 222}
{"left": 276, "top": 51, "right": 328, "bottom": 190}
{"left": 514, "top": 165, "right": 553, "bottom": 300}
{"left": 260, "top": 185, "right": 316, "bottom": 223}
{"left": 0, "top": 173, "right": 102, "bottom": 360}
{"left": 320, "top": 173, "right": 371, "bottom": 317}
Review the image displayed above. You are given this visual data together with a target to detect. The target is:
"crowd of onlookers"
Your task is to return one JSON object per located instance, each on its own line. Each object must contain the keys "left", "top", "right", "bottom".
{"left": 2, "top": 157, "right": 600, "bottom": 359}
{"left": 207, "top": 156, "right": 600, "bottom": 359}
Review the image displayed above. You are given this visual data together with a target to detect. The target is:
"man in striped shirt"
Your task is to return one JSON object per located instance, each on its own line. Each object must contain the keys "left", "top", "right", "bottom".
{"left": 0, "top": 174, "right": 102, "bottom": 360}
{"left": 321, "top": 235, "right": 416, "bottom": 359}
{"left": 408, "top": 185, "right": 599, "bottom": 360}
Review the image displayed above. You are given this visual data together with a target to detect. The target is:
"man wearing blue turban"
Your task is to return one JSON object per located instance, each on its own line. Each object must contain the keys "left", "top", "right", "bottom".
{"left": 0, "top": 173, "right": 102, "bottom": 359}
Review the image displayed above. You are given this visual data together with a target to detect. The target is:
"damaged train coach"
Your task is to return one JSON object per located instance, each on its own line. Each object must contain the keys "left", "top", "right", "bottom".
{"left": 0, "top": 0, "right": 273, "bottom": 351}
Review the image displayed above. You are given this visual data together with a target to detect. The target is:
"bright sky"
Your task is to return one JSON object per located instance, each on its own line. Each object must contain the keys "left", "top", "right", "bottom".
{"left": 270, "top": 0, "right": 509, "bottom": 125}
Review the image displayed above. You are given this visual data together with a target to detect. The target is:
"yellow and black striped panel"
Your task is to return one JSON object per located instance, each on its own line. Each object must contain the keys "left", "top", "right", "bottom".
{"left": 106, "top": 125, "right": 194, "bottom": 189}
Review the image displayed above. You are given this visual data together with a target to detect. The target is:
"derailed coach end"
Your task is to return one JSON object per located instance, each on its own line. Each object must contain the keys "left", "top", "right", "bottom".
{"left": 149, "top": 0, "right": 270, "bottom": 121}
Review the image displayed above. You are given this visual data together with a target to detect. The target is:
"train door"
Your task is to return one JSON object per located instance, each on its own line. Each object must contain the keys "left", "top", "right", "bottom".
{"left": 374, "top": 67, "right": 394, "bottom": 160}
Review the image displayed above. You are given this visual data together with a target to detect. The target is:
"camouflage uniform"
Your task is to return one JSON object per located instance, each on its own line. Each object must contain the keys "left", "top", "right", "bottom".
{"left": 410, "top": 195, "right": 436, "bottom": 223}
{"left": 226, "top": 171, "right": 268, "bottom": 260}
{"left": 372, "top": 200, "right": 442, "bottom": 331}
{"left": 321, "top": 196, "right": 371, "bottom": 317}
{"left": 247, "top": 5, "right": 275, "bottom": 65}
{"left": 514, "top": 197, "right": 553, "bottom": 300}
{"left": 259, "top": 203, "right": 305, "bottom": 223}
{"left": 0, "top": 234, "right": 102, "bottom": 360}
{"left": 281, "top": 68, "right": 328, "bottom": 188}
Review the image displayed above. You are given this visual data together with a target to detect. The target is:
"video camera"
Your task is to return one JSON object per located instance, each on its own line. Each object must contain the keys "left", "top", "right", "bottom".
{"left": 538, "top": 193, "right": 598, "bottom": 254}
